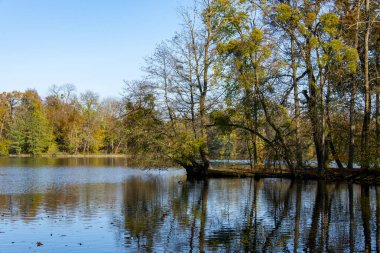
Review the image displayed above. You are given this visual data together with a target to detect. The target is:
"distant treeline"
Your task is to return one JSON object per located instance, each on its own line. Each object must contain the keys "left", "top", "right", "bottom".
{"left": 1, "top": 0, "right": 379, "bottom": 176}
{"left": 0, "top": 85, "right": 162, "bottom": 158}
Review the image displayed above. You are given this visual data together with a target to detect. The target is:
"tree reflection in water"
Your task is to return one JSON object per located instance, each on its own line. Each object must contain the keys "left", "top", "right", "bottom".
{"left": 116, "top": 177, "right": 379, "bottom": 252}
{"left": 377, "top": 186, "right": 380, "bottom": 253}
{"left": 0, "top": 167, "right": 379, "bottom": 252}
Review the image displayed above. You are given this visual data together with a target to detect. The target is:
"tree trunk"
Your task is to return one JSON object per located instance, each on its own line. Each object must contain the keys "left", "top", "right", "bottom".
{"left": 253, "top": 67, "right": 259, "bottom": 167}
{"left": 361, "top": 0, "right": 371, "bottom": 171}
{"left": 291, "top": 38, "right": 302, "bottom": 168}
{"left": 348, "top": 81, "right": 357, "bottom": 169}
{"left": 376, "top": 94, "right": 380, "bottom": 168}
{"left": 260, "top": 94, "right": 295, "bottom": 173}
{"left": 191, "top": 4, "right": 212, "bottom": 177}
{"left": 243, "top": 86, "right": 255, "bottom": 169}
{"left": 348, "top": 4, "right": 360, "bottom": 169}
{"left": 319, "top": 64, "right": 328, "bottom": 170}
{"left": 183, "top": 159, "right": 209, "bottom": 178}
{"left": 375, "top": 42, "right": 380, "bottom": 168}
{"left": 190, "top": 84, "right": 197, "bottom": 139}
{"left": 199, "top": 92, "right": 210, "bottom": 173}
{"left": 326, "top": 79, "right": 344, "bottom": 169}
{"left": 305, "top": 41, "right": 324, "bottom": 172}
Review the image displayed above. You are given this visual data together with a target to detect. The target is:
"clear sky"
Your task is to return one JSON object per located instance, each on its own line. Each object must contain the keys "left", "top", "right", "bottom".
{"left": 0, "top": 0, "right": 190, "bottom": 98}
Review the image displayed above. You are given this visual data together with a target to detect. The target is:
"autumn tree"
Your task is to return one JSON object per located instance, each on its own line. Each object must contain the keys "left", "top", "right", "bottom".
{"left": 79, "top": 91, "right": 104, "bottom": 153}
{"left": 100, "top": 98, "right": 126, "bottom": 154}
{"left": 45, "top": 84, "right": 82, "bottom": 153}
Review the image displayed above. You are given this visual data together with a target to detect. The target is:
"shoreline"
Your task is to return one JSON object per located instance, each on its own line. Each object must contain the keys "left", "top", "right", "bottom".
{"left": 207, "top": 168, "right": 380, "bottom": 185}
{"left": 1, "top": 155, "right": 379, "bottom": 185}
{"left": 4, "top": 154, "right": 129, "bottom": 158}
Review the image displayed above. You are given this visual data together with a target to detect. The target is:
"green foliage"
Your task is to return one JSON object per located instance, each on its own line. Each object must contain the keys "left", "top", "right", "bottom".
{"left": 276, "top": 4, "right": 300, "bottom": 26}
{"left": 320, "top": 13, "right": 339, "bottom": 36}
{"left": 343, "top": 46, "right": 359, "bottom": 73}
{"left": 9, "top": 116, "right": 25, "bottom": 155}
{"left": 166, "top": 126, "right": 199, "bottom": 167}
{"left": 8, "top": 98, "right": 53, "bottom": 155}
{"left": 309, "top": 36, "right": 319, "bottom": 49}
{"left": 210, "top": 110, "right": 232, "bottom": 134}
{"left": 250, "top": 28, "right": 263, "bottom": 43}
{"left": 25, "top": 110, "right": 53, "bottom": 154}
{"left": 276, "top": 4, "right": 293, "bottom": 22}
{"left": 0, "top": 138, "right": 9, "bottom": 155}
{"left": 318, "top": 54, "right": 329, "bottom": 68}
{"left": 331, "top": 39, "right": 343, "bottom": 51}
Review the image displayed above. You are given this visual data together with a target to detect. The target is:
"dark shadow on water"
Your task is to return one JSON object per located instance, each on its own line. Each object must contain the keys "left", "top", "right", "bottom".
{"left": 361, "top": 185, "right": 371, "bottom": 253}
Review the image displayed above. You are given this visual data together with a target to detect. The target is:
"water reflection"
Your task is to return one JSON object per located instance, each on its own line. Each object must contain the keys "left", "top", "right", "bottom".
{"left": 0, "top": 156, "right": 130, "bottom": 167}
{"left": 0, "top": 162, "right": 379, "bottom": 252}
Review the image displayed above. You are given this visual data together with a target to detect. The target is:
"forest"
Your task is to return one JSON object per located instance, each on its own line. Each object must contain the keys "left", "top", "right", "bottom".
{"left": 0, "top": 0, "right": 379, "bottom": 178}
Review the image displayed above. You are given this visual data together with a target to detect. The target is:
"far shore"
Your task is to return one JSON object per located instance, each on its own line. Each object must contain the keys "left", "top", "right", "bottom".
{"left": 4, "top": 154, "right": 128, "bottom": 158}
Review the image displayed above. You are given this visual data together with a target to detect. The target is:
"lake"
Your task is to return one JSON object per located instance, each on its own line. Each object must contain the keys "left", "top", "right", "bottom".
{"left": 0, "top": 157, "right": 379, "bottom": 252}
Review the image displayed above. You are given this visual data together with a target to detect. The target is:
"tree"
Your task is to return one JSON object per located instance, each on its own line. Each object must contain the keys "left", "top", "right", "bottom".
{"left": 8, "top": 90, "right": 53, "bottom": 155}
{"left": 144, "top": 1, "right": 221, "bottom": 177}
{"left": 79, "top": 91, "right": 103, "bottom": 153}
{"left": 0, "top": 91, "right": 22, "bottom": 154}
{"left": 100, "top": 98, "right": 126, "bottom": 154}
{"left": 45, "top": 84, "right": 81, "bottom": 153}
{"left": 121, "top": 80, "right": 164, "bottom": 160}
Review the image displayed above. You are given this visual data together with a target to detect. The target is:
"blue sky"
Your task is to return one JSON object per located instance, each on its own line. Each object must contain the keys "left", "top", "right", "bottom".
{"left": 0, "top": 0, "right": 190, "bottom": 98}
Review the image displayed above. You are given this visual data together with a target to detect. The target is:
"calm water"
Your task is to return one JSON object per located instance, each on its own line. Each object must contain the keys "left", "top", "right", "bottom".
{"left": 0, "top": 158, "right": 379, "bottom": 252}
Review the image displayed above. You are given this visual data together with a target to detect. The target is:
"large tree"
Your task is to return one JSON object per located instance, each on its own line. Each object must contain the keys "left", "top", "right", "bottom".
{"left": 9, "top": 90, "right": 53, "bottom": 155}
